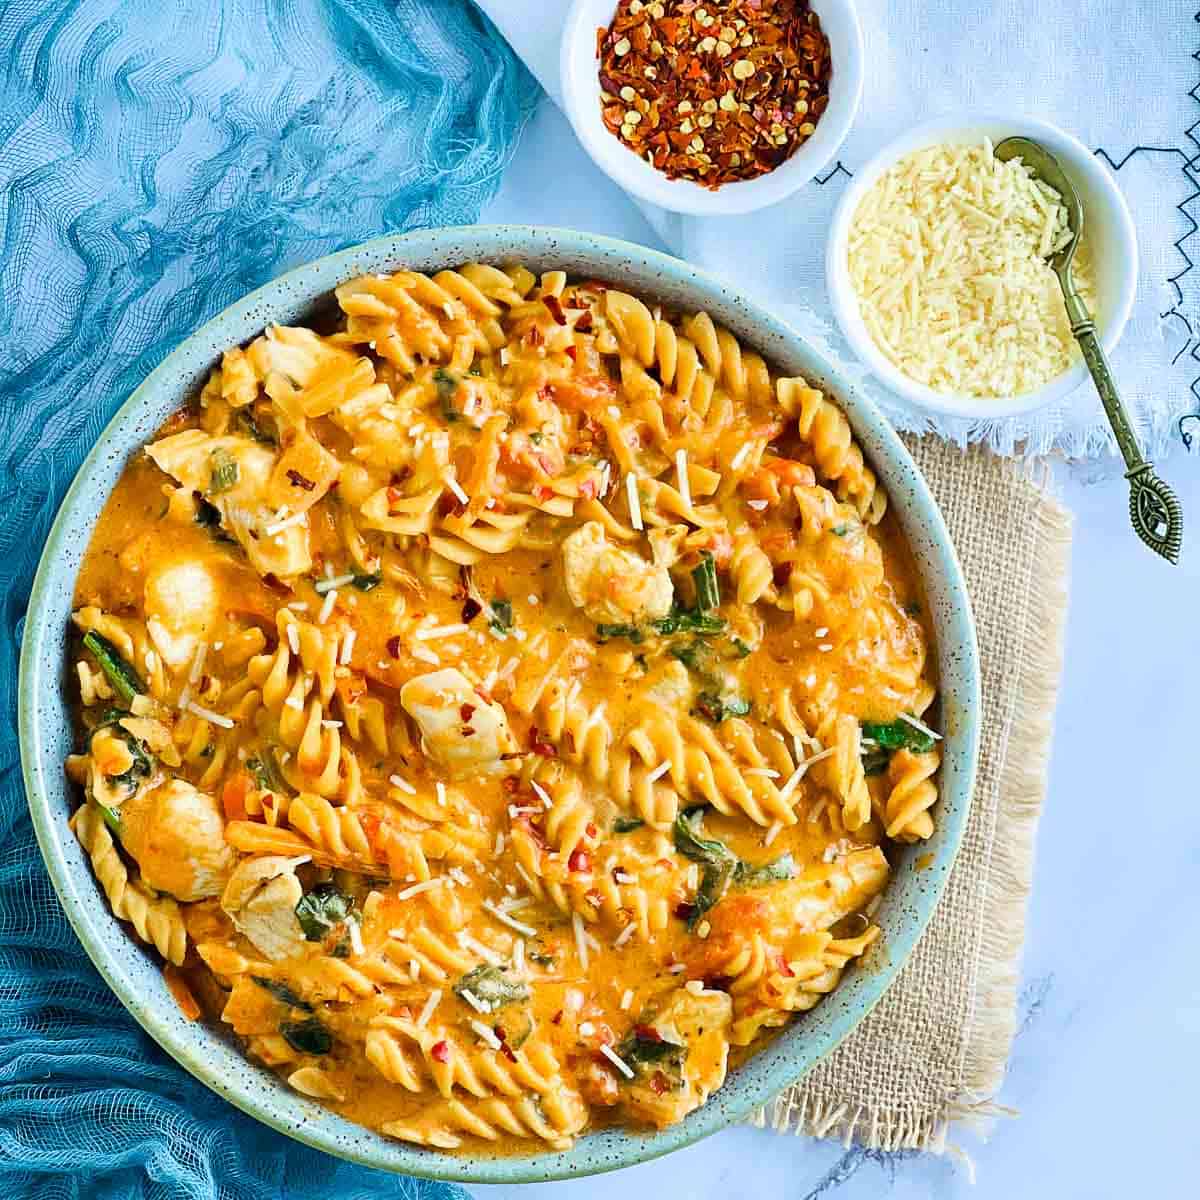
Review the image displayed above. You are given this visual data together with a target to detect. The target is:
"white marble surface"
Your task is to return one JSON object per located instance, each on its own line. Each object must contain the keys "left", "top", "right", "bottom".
{"left": 472, "top": 100, "right": 1200, "bottom": 1199}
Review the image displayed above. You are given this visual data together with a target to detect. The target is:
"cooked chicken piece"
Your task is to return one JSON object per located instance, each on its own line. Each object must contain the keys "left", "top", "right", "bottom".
{"left": 399, "top": 667, "right": 515, "bottom": 775}
{"left": 220, "top": 855, "right": 308, "bottom": 962}
{"left": 622, "top": 988, "right": 732, "bottom": 1129}
{"left": 561, "top": 521, "right": 674, "bottom": 625}
{"left": 119, "top": 777, "right": 235, "bottom": 902}
{"left": 144, "top": 559, "right": 220, "bottom": 670}
{"left": 146, "top": 429, "right": 311, "bottom": 579}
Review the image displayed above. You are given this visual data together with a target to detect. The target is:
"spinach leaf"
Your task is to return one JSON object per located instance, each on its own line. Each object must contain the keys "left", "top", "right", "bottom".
{"left": 280, "top": 1017, "right": 331, "bottom": 1055}
{"left": 487, "top": 598, "right": 514, "bottom": 636}
{"left": 730, "top": 638, "right": 753, "bottom": 659}
{"left": 350, "top": 572, "right": 381, "bottom": 592}
{"left": 434, "top": 368, "right": 460, "bottom": 421}
{"left": 613, "top": 816, "right": 645, "bottom": 834}
{"left": 237, "top": 408, "right": 277, "bottom": 446}
{"left": 82, "top": 632, "right": 143, "bottom": 705}
{"left": 596, "top": 622, "right": 643, "bottom": 644}
{"left": 691, "top": 551, "right": 720, "bottom": 614}
{"left": 615, "top": 1028, "right": 686, "bottom": 1077}
{"left": 649, "top": 606, "right": 726, "bottom": 638}
{"left": 860, "top": 717, "right": 935, "bottom": 755}
{"left": 694, "top": 692, "right": 751, "bottom": 723}
{"left": 861, "top": 746, "right": 891, "bottom": 777}
{"left": 669, "top": 641, "right": 704, "bottom": 670}
{"left": 246, "top": 752, "right": 286, "bottom": 793}
{"left": 673, "top": 807, "right": 738, "bottom": 927}
{"left": 294, "top": 883, "right": 353, "bottom": 942}
{"left": 209, "top": 448, "right": 239, "bottom": 494}
{"left": 453, "top": 964, "right": 530, "bottom": 1011}
{"left": 674, "top": 808, "right": 796, "bottom": 926}
{"left": 251, "top": 976, "right": 312, "bottom": 1012}
{"left": 734, "top": 853, "right": 797, "bottom": 888}
{"left": 104, "top": 724, "right": 153, "bottom": 798}
{"left": 194, "top": 497, "right": 222, "bottom": 528}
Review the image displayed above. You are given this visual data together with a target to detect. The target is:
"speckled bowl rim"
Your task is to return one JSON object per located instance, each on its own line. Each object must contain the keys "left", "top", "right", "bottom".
{"left": 19, "top": 225, "right": 980, "bottom": 1185}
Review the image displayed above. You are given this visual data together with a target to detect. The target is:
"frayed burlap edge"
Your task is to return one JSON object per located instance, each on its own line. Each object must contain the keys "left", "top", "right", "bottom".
{"left": 755, "top": 452, "right": 1072, "bottom": 1157}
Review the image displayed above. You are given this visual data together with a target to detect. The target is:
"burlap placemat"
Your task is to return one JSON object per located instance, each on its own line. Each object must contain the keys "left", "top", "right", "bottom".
{"left": 763, "top": 437, "right": 1071, "bottom": 1153}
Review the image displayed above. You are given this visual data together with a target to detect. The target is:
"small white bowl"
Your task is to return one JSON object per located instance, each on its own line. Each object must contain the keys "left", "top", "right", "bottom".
{"left": 826, "top": 113, "right": 1139, "bottom": 420}
{"left": 560, "top": 0, "right": 863, "bottom": 217}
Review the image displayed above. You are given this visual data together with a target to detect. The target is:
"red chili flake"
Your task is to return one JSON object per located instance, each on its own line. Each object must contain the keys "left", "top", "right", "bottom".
{"left": 633, "top": 1024, "right": 663, "bottom": 1043}
{"left": 568, "top": 848, "right": 591, "bottom": 873}
{"left": 543, "top": 294, "right": 567, "bottom": 325}
{"left": 674, "top": 901, "right": 697, "bottom": 921}
{"left": 386, "top": 485, "right": 404, "bottom": 512}
{"left": 552, "top": 1009, "right": 564, "bottom": 1025}
{"left": 459, "top": 703, "right": 476, "bottom": 722}
{"left": 286, "top": 468, "right": 315, "bottom": 491}
{"left": 460, "top": 726, "right": 476, "bottom": 738}
{"left": 526, "top": 325, "right": 544, "bottom": 348}
{"left": 462, "top": 597, "right": 482, "bottom": 622}
{"left": 430, "top": 1040, "right": 451, "bottom": 1064}
{"left": 649, "top": 1071, "right": 670, "bottom": 1095}
{"left": 597, "top": 0, "right": 831, "bottom": 190}
{"left": 585, "top": 822, "right": 598, "bottom": 839}
{"left": 502, "top": 776, "right": 521, "bottom": 795}
{"left": 574, "top": 310, "right": 594, "bottom": 333}
{"left": 530, "top": 729, "right": 558, "bottom": 758}
{"left": 565, "top": 344, "right": 578, "bottom": 362}
{"left": 534, "top": 484, "right": 554, "bottom": 502}
{"left": 386, "top": 636, "right": 402, "bottom": 659}
{"left": 772, "top": 561, "right": 794, "bottom": 588}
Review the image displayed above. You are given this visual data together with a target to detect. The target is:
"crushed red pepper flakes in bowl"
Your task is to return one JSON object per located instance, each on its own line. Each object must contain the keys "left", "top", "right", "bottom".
{"left": 596, "top": 0, "right": 831, "bottom": 190}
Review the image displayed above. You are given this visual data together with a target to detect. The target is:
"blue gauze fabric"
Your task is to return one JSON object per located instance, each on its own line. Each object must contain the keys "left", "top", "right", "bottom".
{"left": 0, "top": 1, "right": 539, "bottom": 1196}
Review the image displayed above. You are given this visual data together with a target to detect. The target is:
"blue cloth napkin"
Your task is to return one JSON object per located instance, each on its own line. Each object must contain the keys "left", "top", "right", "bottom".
{"left": 0, "top": 2, "right": 538, "bottom": 1196}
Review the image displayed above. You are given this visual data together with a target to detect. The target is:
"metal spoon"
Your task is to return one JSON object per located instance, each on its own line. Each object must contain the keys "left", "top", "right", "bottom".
{"left": 995, "top": 136, "right": 1183, "bottom": 564}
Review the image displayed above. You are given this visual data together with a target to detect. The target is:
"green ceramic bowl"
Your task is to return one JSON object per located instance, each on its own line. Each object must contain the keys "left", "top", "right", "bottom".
{"left": 19, "top": 225, "right": 980, "bottom": 1184}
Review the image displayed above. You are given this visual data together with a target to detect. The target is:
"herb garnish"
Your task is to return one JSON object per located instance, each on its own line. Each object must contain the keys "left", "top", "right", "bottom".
{"left": 488, "top": 598, "right": 514, "bottom": 636}
{"left": 209, "top": 448, "right": 239, "bottom": 494}
{"left": 82, "top": 632, "right": 143, "bottom": 705}
{"left": 434, "top": 368, "right": 460, "bottom": 421}
{"left": 453, "top": 964, "right": 530, "bottom": 1011}
{"left": 251, "top": 976, "right": 313, "bottom": 1012}
{"left": 351, "top": 572, "right": 381, "bottom": 591}
{"left": 694, "top": 692, "right": 751, "bottom": 723}
{"left": 673, "top": 807, "right": 797, "bottom": 928}
{"left": 280, "top": 1018, "right": 332, "bottom": 1055}
{"left": 294, "top": 883, "right": 353, "bottom": 942}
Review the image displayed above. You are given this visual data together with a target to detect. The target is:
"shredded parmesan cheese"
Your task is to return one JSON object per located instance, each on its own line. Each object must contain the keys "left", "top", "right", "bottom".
{"left": 317, "top": 588, "right": 337, "bottom": 624}
{"left": 599, "top": 1043, "right": 635, "bottom": 1079}
{"left": 185, "top": 701, "right": 234, "bottom": 729}
{"left": 847, "top": 138, "right": 1097, "bottom": 399}
{"left": 674, "top": 448, "right": 692, "bottom": 507}
{"left": 314, "top": 572, "right": 355, "bottom": 594}
{"left": 625, "top": 472, "right": 644, "bottom": 531}
{"left": 898, "top": 711, "right": 942, "bottom": 742}
{"left": 482, "top": 899, "right": 537, "bottom": 937}
{"left": 396, "top": 879, "right": 444, "bottom": 901}
{"left": 573, "top": 913, "right": 589, "bottom": 970}
{"left": 416, "top": 989, "right": 441, "bottom": 1029}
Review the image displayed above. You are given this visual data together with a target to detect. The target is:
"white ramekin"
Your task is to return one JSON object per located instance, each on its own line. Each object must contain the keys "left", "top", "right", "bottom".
{"left": 560, "top": 0, "right": 863, "bottom": 217}
{"left": 826, "top": 113, "right": 1138, "bottom": 420}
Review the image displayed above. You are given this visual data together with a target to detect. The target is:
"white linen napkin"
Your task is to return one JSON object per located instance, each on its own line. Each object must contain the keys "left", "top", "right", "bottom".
{"left": 477, "top": 0, "right": 1199, "bottom": 463}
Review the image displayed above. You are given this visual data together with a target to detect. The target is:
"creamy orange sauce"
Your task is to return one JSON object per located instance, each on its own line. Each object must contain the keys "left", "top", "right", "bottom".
{"left": 67, "top": 265, "right": 939, "bottom": 1155}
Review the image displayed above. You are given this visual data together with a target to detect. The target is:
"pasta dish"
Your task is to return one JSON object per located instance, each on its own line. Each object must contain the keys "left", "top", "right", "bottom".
{"left": 66, "top": 263, "right": 940, "bottom": 1152}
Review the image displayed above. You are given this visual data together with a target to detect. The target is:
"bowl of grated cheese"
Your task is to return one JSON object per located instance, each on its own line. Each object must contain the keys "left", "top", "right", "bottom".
{"left": 826, "top": 114, "right": 1138, "bottom": 419}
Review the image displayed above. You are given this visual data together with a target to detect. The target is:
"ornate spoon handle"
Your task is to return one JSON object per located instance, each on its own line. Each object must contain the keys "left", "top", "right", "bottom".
{"left": 1063, "top": 291, "right": 1183, "bottom": 563}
